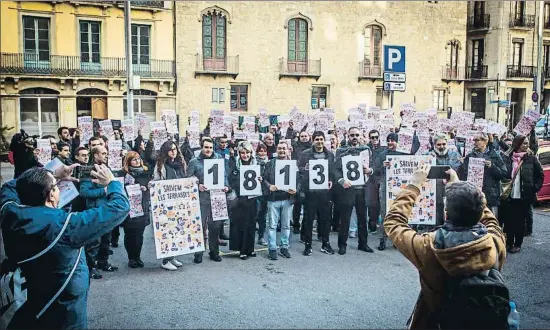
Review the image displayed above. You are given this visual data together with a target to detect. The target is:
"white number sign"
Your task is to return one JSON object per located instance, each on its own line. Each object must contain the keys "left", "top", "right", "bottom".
{"left": 275, "top": 160, "right": 297, "bottom": 191}
{"left": 204, "top": 159, "right": 225, "bottom": 190}
{"left": 342, "top": 155, "right": 365, "bottom": 186}
{"left": 239, "top": 165, "right": 262, "bottom": 196}
{"left": 309, "top": 159, "right": 329, "bottom": 190}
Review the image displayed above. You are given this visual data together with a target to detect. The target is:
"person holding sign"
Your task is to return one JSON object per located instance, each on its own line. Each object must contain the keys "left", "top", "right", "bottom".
{"left": 291, "top": 131, "right": 312, "bottom": 236}
{"left": 186, "top": 137, "right": 230, "bottom": 263}
{"left": 154, "top": 141, "right": 187, "bottom": 271}
{"left": 228, "top": 141, "right": 261, "bottom": 259}
{"left": 333, "top": 127, "right": 374, "bottom": 255}
{"left": 298, "top": 131, "right": 335, "bottom": 256}
{"left": 261, "top": 141, "right": 297, "bottom": 260}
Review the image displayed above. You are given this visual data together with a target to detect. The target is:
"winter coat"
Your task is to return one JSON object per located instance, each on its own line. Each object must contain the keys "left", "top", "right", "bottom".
{"left": 372, "top": 148, "right": 408, "bottom": 185}
{"left": 298, "top": 147, "right": 334, "bottom": 198}
{"left": 502, "top": 152, "right": 544, "bottom": 204}
{"left": 458, "top": 148, "right": 508, "bottom": 207}
{"left": 332, "top": 145, "right": 371, "bottom": 205}
{"left": 80, "top": 179, "right": 108, "bottom": 209}
{"left": 0, "top": 180, "right": 129, "bottom": 329}
{"left": 186, "top": 152, "right": 228, "bottom": 204}
{"left": 123, "top": 169, "right": 151, "bottom": 229}
{"left": 291, "top": 141, "right": 312, "bottom": 161}
{"left": 261, "top": 158, "right": 295, "bottom": 202}
{"left": 384, "top": 185, "right": 506, "bottom": 329}
{"left": 153, "top": 160, "right": 185, "bottom": 181}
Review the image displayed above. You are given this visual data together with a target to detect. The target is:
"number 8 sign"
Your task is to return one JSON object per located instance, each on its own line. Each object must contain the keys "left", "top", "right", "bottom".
{"left": 342, "top": 155, "right": 365, "bottom": 186}
{"left": 239, "top": 165, "right": 261, "bottom": 196}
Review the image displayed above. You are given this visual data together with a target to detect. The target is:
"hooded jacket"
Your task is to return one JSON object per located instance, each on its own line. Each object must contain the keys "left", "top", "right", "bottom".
{"left": 0, "top": 180, "right": 129, "bottom": 329}
{"left": 384, "top": 185, "right": 506, "bottom": 329}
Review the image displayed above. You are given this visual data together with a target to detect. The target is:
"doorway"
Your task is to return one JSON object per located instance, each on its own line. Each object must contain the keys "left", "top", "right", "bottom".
{"left": 470, "top": 88, "right": 486, "bottom": 118}
{"left": 77, "top": 88, "right": 108, "bottom": 119}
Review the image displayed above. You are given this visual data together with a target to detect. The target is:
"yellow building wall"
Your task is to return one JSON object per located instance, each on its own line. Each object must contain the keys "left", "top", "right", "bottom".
{"left": 175, "top": 1, "right": 467, "bottom": 128}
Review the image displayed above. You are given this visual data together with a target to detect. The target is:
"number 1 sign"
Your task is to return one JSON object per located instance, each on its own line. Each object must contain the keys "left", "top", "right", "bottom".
{"left": 275, "top": 160, "right": 297, "bottom": 191}
{"left": 309, "top": 159, "right": 329, "bottom": 190}
{"left": 342, "top": 155, "right": 365, "bottom": 186}
{"left": 239, "top": 165, "right": 262, "bottom": 196}
{"left": 204, "top": 159, "right": 225, "bottom": 190}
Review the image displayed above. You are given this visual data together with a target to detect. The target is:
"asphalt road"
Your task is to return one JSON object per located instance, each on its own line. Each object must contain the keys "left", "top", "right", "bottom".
{"left": 87, "top": 212, "right": 550, "bottom": 329}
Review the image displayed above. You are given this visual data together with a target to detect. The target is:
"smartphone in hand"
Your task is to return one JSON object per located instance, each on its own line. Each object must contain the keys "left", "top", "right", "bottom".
{"left": 427, "top": 165, "right": 451, "bottom": 180}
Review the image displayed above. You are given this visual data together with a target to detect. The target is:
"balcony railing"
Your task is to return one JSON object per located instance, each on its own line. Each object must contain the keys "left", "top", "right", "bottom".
{"left": 194, "top": 54, "right": 239, "bottom": 78}
{"left": 509, "top": 14, "right": 536, "bottom": 28}
{"left": 358, "top": 61, "right": 382, "bottom": 80}
{"left": 507, "top": 65, "right": 536, "bottom": 78}
{"left": 441, "top": 66, "right": 464, "bottom": 81}
{"left": 129, "top": 1, "right": 164, "bottom": 8}
{"left": 279, "top": 58, "right": 321, "bottom": 80}
{"left": 466, "top": 65, "right": 488, "bottom": 79}
{"left": 0, "top": 53, "right": 175, "bottom": 78}
{"left": 467, "top": 14, "right": 490, "bottom": 30}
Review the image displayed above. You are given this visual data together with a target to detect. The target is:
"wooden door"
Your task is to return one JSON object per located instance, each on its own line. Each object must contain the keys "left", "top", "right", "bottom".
{"left": 91, "top": 97, "right": 107, "bottom": 119}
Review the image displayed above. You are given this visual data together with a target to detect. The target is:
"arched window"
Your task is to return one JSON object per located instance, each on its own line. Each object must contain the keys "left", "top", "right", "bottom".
{"left": 364, "top": 25, "right": 383, "bottom": 76}
{"left": 202, "top": 10, "right": 227, "bottom": 70}
{"left": 77, "top": 88, "right": 108, "bottom": 119}
{"left": 287, "top": 18, "right": 308, "bottom": 73}
{"left": 19, "top": 88, "right": 59, "bottom": 137}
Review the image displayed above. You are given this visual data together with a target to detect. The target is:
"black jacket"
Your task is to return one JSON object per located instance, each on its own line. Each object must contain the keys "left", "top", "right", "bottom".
{"left": 123, "top": 169, "right": 151, "bottom": 229}
{"left": 458, "top": 148, "right": 509, "bottom": 207}
{"left": 502, "top": 153, "right": 544, "bottom": 204}
{"left": 292, "top": 140, "right": 312, "bottom": 161}
{"left": 332, "top": 145, "right": 371, "bottom": 205}
{"left": 298, "top": 147, "right": 334, "bottom": 196}
{"left": 262, "top": 158, "right": 295, "bottom": 202}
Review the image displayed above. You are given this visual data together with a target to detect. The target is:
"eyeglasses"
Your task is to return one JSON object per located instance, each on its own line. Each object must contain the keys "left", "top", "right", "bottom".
{"left": 369, "top": 136, "right": 379, "bottom": 140}
{"left": 131, "top": 157, "right": 142, "bottom": 162}
{"left": 349, "top": 134, "right": 360, "bottom": 137}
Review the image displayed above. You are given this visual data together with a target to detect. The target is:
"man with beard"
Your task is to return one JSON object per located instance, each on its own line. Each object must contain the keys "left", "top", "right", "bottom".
{"left": 292, "top": 131, "right": 312, "bottom": 237}
{"left": 429, "top": 133, "right": 461, "bottom": 225}
{"left": 365, "top": 129, "right": 385, "bottom": 233}
{"left": 80, "top": 145, "right": 118, "bottom": 272}
{"left": 333, "top": 127, "right": 374, "bottom": 255}
{"left": 372, "top": 132, "right": 409, "bottom": 251}
{"left": 57, "top": 126, "right": 81, "bottom": 153}
{"left": 298, "top": 131, "right": 335, "bottom": 256}
{"left": 263, "top": 133, "right": 277, "bottom": 159}
{"left": 57, "top": 142, "right": 73, "bottom": 166}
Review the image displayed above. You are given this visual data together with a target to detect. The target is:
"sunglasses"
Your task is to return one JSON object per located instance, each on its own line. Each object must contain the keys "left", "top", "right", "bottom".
{"left": 369, "top": 136, "right": 379, "bottom": 139}
{"left": 349, "top": 134, "right": 360, "bottom": 137}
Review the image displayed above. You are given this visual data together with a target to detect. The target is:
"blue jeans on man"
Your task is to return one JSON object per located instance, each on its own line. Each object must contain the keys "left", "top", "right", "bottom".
{"left": 267, "top": 200, "right": 293, "bottom": 250}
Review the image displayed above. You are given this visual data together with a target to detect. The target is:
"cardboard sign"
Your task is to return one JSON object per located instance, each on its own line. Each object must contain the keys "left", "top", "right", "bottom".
{"left": 204, "top": 159, "right": 225, "bottom": 190}
{"left": 309, "top": 159, "right": 329, "bottom": 190}
{"left": 342, "top": 155, "right": 365, "bottom": 186}
{"left": 274, "top": 160, "right": 297, "bottom": 191}
{"left": 239, "top": 165, "right": 262, "bottom": 196}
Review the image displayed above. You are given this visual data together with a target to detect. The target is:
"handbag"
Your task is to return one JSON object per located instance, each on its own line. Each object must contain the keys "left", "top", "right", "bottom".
{"left": 500, "top": 159, "right": 523, "bottom": 200}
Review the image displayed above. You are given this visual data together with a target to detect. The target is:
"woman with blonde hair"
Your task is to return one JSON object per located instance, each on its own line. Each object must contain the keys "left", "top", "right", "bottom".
{"left": 122, "top": 151, "right": 151, "bottom": 268}
{"left": 228, "top": 141, "right": 260, "bottom": 259}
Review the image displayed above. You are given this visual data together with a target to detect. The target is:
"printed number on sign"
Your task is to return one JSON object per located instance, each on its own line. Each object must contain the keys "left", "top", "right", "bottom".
{"left": 279, "top": 165, "right": 290, "bottom": 186}
{"left": 342, "top": 156, "right": 364, "bottom": 186}
{"left": 204, "top": 159, "right": 225, "bottom": 190}
{"left": 243, "top": 170, "right": 257, "bottom": 190}
{"left": 208, "top": 163, "right": 219, "bottom": 185}
{"left": 309, "top": 159, "right": 329, "bottom": 190}
{"left": 346, "top": 161, "right": 360, "bottom": 181}
{"left": 312, "top": 164, "right": 325, "bottom": 184}
{"left": 239, "top": 165, "right": 261, "bottom": 196}
{"left": 274, "top": 160, "right": 297, "bottom": 191}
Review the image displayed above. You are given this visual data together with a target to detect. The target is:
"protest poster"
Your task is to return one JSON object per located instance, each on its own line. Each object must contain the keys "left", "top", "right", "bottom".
{"left": 242, "top": 116, "right": 256, "bottom": 135}
{"left": 150, "top": 121, "right": 168, "bottom": 151}
{"left": 223, "top": 116, "right": 234, "bottom": 136}
{"left": 416, "top": 132, "right": 431, "bottom": 155}
{"left": 135, "top": 113, "right": 147, "bottom": 134}
{"left": 397, "top": 128, "right": 414, "bottom": 154}
{"left": 120, "top": 119, "right": 135, "bottom": 141}
{"left": 379, "top": 123, "right": 393, "bottom": 147}
{"left": 259, "top": 109, "right": 270, "bottom": 128}
{"left": 211, "top": 109, "right": 224, "bottom": 117}
{"left": 278, "top": 115, "right": 290, "bottom": 137}
{"left": 36, "top": 139, "right": 52, "bottom": 165}
{"left": 234, "top": 130, "right": 248, "bottom": 140}
{"left": 149, "top": 178, "right": 205, "bottom": 259}
{"left": 204, "top": 159, "right": 225, "bottom": 190}
{"left": 210, "top": 115, "right": 225, "bottom": 138}
{"left": 309, "top": 159, "right": 329, "bottom": 190}
{"left": 161, "top": 110, "right": 178, "bottom": 134}
{"left": 78, "top": 116, "right": 94, "bottom": 144}
{"left": 513, "top": 109, "right": 540, "bottom": 136}
{"left": 190, "top": 110, "right": 200, "bottom": 127}
{"left": 467, "top": 157, "right": 485, "bottom": 191}
{"left": 99, "top": 119, "right": 114, "bottom": 140}
{"left": 464, "top": 130, "right": 477, "bottom": 155}
{"left": 44, "top": 158, "right": 79, "bottom": 208}
{"left": 108, "top": 140, "right": 123, "bottom": 171}
{"left": 126, "top": 184, "right": 144, "bottom": 218}
{"left": 386, "top": 155, "right": 437, "bottom": 225}
{"left": 188, "top": 127, "right": 200, "bottom": 148}
{"left": 210, "top": 189, "right": 229, "bottom": 221}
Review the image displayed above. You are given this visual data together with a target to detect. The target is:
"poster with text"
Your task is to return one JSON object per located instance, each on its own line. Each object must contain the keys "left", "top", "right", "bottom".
{"left": 126, "top": 184, "right": 144, "bottom": 218}
{"left": 135, "top": 113, "right": 147, "bottom": 134}
{"left": 78, "top": 116, "right": 94, "bottom": 145}
{"left": 36, "top": 139, "right": 52, "bottom": 165}
{"left": 259, "top": 109, "right": 270, "bottom": 128}
{"left": 161, "top": 110, "right": 178, "bottom": 134}
{"left": 99, "top": 119, "right": 115, "bottom": 140}
{"left": 190, "top": 110, "right": 200, "bottom": 128}
{"left": 397, "top": 128, "right": 414, "bottom": 154}
{"left": 467, "top": 157, "right": 485, "bottom": 191}
{"left": 150, "top": 121, "right": 168, "bottom": 151}
{"left": 188, "top": 127, "right": 200, "bottom": 148}
{"left": 513, "top": 109, "right": 540, "bottom": 136}
{"left": 386, "top": 155, "right": 437, "bottom": 225}
{"left": 108, "top": 140, "right": 123, "bottom": 171}
{"left": 210, "top": 116, "right": 225, "bottom": 138}
{"left": 210, "top": 189, "right": 229, "bottom": 221}
{"left": 149, "top": 178, "right": 205, "bottom": 259}
{"left": 121, "top": 119, "right": 135, "bottom": 141}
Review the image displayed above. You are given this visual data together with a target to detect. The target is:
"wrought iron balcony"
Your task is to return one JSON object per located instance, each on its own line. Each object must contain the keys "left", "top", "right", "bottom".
{"left": 129, "top": 1, "right": 164, "bottom": 8}
{"left": 441, "top": 66, "right": 464, "bottom": 81}
{"left": 509, "top": 14, "right": 536, "bottom": 28}
{"left": 358, "top": 61, "right": 382, "bottom": 81}
{"left": 0, "top": 53, "right": 175, "bottom": 78}
{"left": 467, "top": 14, "right": 490, "bottom": 31}
{"left": 279, "top": 58, "right": 321, "bottom": 81}
{"left": 194, "top": 54, "right": 239, "bottom": 79}
{"left": 507, "top": 65, "right": 536, "bottom": 78}
{"left": 465, "top": 65, "right": 488, "bottom": 79}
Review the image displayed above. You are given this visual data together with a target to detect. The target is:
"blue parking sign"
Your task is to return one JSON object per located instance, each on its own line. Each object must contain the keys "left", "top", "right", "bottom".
{"left": 384, "top": 45, "right": 406, "bottom": 73}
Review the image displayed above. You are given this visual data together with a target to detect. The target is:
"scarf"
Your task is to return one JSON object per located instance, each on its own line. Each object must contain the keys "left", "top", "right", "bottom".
{"left": 165, "top": 159, "right": 184, "bottom": 171}
{"left": 128, "top": 165, "right": 144, "bottom": 177}
{"left": 236, "top": 156, "right": 256, "bottom": 170}
{"left": 512, "top": 151, "right": 526, "bottom": 177}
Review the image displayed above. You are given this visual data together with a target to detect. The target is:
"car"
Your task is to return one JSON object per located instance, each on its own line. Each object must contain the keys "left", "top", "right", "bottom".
{"left": 536, "top": 144, "right": 550, "bottom": 202}
{"left": 535, "top": 117, "right": 548, "bottom": 139}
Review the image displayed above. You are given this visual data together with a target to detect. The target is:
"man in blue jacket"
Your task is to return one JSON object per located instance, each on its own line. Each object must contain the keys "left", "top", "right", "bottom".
{"left": 0, "top": 164, "right": 129, "bottom": 329}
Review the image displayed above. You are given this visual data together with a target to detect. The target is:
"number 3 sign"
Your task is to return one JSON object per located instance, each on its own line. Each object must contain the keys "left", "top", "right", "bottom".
{"left": 275, "top": 160, "right": 297, "bottom": 191}
{"left": 239, "top": 165, "right": 261, "bottom": 196}
{"left": 204, "top": 159, "right": 225, "bottom": 190}
{"left": 342, "top": 155, "right": 365, "bottom": 186}
{"left": 309, "top": 159, "right": 329, "bottom": 190}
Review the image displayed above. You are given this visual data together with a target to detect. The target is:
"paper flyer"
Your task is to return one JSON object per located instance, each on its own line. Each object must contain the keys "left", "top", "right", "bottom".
{"left": 467, "top": 157, "right": 485, "bottom": 191}
{"left": 77, "top": 116, "right": 94, "bottom": 145}
{"left": 121, "top": 119, "right": 135, "bottom": 141}
{"left": 108, "top": 140, "right": 123, "bottom": 171}
{"left": 126, "top": 184, "right": 144, "bottom": 218}
{"left": 161, "top": 109, "right": 178, "bottom": 134}
{"left": 36, "top": 139, "right": 52, "bottom": 165}
{"left": 210, "top": 189, "right": 229, "bottom": 221}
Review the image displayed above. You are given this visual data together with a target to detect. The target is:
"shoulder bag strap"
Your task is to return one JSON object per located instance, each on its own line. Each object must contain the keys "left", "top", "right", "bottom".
{"left": 510, "top": 159, "right": 524, "bottom": 183}
{"left": 18, "top": 212, "right": 74, "bottom": 264}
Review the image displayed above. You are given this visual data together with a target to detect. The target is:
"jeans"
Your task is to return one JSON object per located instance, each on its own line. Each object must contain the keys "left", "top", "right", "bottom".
{"left": 124, "top": 226, "right": 146, "bottom": 261}
{"left": 267, "top": 199, "right": 293, "bottom": 250}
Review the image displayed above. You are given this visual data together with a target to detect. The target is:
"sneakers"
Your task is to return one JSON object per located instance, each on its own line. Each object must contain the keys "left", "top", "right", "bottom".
{"left": 89, "top": 267, "right": 103, "bottom": 279}
{"left": 338, "top": 246, "right": 346, "bottom": 255}
{"left": 257, "top": 237, "right": 267, "bottom": 246}
{"left": 303, "top": 244, "right": 312, "bottom": 256}
{"left": 161, "top": 261, "right": 178, "bottom": 271}
{"left": 268, "top": 250, "right": 278, "bottom": 260}
{"left": 170, "top": 258, "right": 183, "bottom": 267}
{"left": 349, "top": 231, "right": 357, "bottom": 238}
{"left": 358, "top": 244, "right": 375, "bottom": 253}
{"left": 279, "top": 248, "right": 291, "bottom": 258}
{"left": 321, "top": 243, "right": 335, "bottom": 255}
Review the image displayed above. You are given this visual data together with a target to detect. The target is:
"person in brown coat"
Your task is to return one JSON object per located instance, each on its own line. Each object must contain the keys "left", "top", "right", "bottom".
{"left": 384, "top": 165, "right": 506, "bottom": 329}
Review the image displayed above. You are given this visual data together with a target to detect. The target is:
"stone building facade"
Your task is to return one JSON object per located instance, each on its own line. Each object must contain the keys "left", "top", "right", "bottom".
{"left": 175, "top": 1, "right": 467, "bottom": 128}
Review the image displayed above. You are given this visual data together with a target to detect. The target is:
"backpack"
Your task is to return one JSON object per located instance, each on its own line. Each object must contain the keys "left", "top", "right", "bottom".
{"left": 0, "top": 203, "right": 81, "bottom": 329}
{"left": 436, "top": 264, "right": 511, "bottom": 329}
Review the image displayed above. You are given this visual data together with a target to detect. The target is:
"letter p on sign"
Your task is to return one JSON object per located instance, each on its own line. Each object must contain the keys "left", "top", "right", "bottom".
{"left": 384, "top": 45, "right": 406, "bottom": 73}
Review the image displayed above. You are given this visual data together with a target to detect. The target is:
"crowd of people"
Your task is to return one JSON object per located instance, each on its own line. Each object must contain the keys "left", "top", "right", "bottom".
{"left": 0, "top": 108, "right": 543, "bottom": 329}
